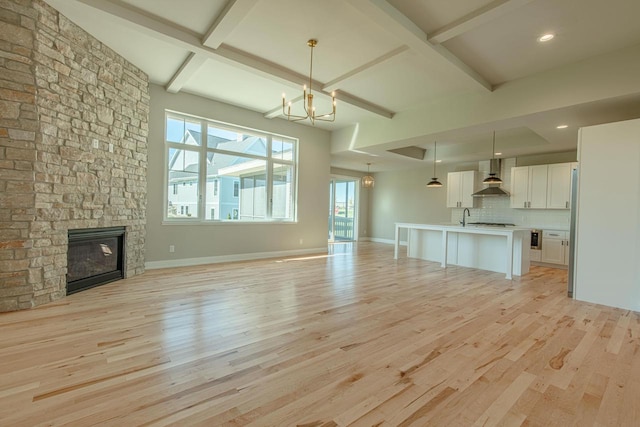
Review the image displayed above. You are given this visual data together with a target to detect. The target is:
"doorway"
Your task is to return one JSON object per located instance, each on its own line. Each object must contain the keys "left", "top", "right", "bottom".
{"left": 328, "top": 178, "right": 358, "bottom": 242}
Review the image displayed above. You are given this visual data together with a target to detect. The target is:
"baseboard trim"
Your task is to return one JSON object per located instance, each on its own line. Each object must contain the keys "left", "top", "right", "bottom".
{"left": 367, "top": 237, "right": 407, "bottom": 246}
{"left": 145, "top": 247, "right": 328, "bottom": 270}
{"left": 531, "top": 261, "right": 568, "bottom": 270}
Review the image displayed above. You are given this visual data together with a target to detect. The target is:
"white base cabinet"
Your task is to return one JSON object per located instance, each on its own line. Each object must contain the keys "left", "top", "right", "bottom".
{"left": 530, "top": 248, "right": 542, "bottom": 262}
{"left": 541, "top": 230, "right": 569, "bottom": 265}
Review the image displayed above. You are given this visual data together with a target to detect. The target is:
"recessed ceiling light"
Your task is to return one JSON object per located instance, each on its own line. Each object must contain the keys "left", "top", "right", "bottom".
{"left": 538, "top": 33, "right": 555, "bottom": 42}
{"left": 435, "top": 159, "right": 442, "bottom": 163}
{"left": 556, "top": 124, "right": 568, "bottom": 129}
{"left": 494, "top": 152, "right": 502, "bottom": 156}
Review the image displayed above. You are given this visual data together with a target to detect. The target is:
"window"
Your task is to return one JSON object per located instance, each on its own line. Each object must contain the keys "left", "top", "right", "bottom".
{"left": 165, "top": 112, "right": 297, "bottom": 222}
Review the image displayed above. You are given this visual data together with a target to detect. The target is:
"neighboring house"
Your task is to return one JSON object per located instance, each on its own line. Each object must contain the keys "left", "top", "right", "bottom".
{"left": 167, "top": 130, "right": 292, "bottom": 221}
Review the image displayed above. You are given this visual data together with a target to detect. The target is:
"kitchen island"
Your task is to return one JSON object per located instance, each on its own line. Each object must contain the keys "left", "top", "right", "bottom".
{"left": 394, "top": 223, "right": 531, "bottom": 279}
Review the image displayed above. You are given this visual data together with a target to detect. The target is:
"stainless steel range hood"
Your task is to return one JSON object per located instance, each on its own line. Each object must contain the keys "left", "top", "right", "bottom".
{"left": 472, "top": 186, "right": 510, "bottom": 197}
{"left": 472, "top": 159, "right": 509, "bottom": 197}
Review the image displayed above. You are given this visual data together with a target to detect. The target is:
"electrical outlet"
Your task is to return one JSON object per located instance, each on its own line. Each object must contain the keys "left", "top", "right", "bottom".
{"left": 92, "top": 139, "right": 99, "bottom": 149}
{"left": 169, "top": 245, "right": 175, "bottom": 253}
{"left": 108, "top": 143, "right": 114, "bottom": 153}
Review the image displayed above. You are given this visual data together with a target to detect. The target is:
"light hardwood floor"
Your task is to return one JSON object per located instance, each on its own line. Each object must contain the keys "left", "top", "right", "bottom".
{"left": 0, "top": 242, "right": 638, "bottom": 426}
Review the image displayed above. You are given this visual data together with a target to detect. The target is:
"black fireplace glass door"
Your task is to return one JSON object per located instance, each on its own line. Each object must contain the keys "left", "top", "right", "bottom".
{"left": 67, "top": 237, "right": 119, "bottom": 283}
{"left": 67, "top": 227, "right": 125, "bottom": 294}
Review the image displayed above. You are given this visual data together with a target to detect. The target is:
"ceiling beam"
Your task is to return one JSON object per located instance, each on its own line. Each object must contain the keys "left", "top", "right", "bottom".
{"left": 75, "top": 0, "right": 393, "bottom": 119}
{"left": 264, "top": 95, "right": 303, "bottom": 119}
{"left": 348, "top": 0, "right": 492, "bottom": 92}
{"left": 201, "top": 0, "right": 259, "bottom": 49}
{"left": 429, "top": 0, "right": 536, "bottom": 44}
{"left": 334, "top": 90, "right": 394, "bottom": 119}
{"left": 165, "top": 53, "right": 208, "bottom": 93}
{"left": 323, "top": 45, "right": 409, "bottom": 92}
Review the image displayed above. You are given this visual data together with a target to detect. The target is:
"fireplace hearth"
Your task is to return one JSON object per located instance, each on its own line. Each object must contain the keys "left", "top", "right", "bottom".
{"left": 67, "top": 227, "right": 126, "bottom": 294}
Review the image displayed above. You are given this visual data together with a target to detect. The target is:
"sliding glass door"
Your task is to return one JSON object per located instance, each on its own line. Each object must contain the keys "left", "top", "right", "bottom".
{"left": 328, "top": 178, "right": 358, "bottom": 242}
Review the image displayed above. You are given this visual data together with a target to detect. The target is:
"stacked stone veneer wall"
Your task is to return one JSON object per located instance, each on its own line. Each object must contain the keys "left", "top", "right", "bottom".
{"left": 0, "top": 0, "right": 148, "bottom": 312}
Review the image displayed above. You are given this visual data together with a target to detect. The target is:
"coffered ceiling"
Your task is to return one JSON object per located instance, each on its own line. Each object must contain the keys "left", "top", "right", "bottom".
{"left": 45, "top": 0, "right": 640, "bottom": 172}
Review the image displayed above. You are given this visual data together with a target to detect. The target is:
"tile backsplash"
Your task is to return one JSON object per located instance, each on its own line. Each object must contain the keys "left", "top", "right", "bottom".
{"left": 451, "top": 197, "right": 570, "bottom": 230}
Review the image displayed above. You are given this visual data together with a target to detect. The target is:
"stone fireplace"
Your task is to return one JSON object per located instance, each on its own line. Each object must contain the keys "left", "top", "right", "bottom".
{"left": 0, "top": 0, "right": 148, "bottom": 311}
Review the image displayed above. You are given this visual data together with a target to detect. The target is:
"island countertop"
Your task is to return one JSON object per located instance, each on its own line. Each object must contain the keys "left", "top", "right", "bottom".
{"left": 394, "top": 223, "right": 531, "bottom": 279}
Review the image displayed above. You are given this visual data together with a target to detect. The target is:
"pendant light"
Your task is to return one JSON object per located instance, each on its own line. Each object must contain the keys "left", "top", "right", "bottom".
{"left": 362, "top": 163, "right": 374, "bottom": 188}
{"left": 426, "top": 141, "right": 442, "bottom": 188}
{"left": 483, "top": 131, "right": 503, "bottom": 184}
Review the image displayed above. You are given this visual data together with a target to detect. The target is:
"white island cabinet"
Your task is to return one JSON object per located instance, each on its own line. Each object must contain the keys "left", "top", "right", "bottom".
{"left": 394, "top": 223, "right": 531, "bottom": 279}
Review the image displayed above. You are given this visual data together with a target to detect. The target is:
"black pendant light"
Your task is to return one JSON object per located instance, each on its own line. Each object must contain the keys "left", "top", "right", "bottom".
{"left": 427, "top": 141, "right": 443, "bottom": 188}
{"left": 483, "top": 131, "right": 503, "bottom": 184}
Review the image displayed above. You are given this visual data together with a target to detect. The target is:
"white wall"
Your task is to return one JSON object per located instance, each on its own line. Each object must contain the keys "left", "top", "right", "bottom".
{"left": 146, "top": 85, "right": 331, "bottom": 266}
{"left": 574, "top": 118, "right": 640, "bottom": 311}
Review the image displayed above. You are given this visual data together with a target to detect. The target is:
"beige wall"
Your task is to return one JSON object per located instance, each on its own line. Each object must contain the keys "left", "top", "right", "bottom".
{"left": 369, "top": 164, "right": 458, "bottom": 241}
{"left": 515, "top": 151, "right": 577, "bottom": 166}
{"left": 146, "top": 85, "right": 331, "bottom": 265}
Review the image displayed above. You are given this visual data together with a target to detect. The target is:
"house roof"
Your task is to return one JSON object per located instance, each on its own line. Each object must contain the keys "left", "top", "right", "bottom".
{"left": 168, "top": 130, "right": 268, "bottom": 180}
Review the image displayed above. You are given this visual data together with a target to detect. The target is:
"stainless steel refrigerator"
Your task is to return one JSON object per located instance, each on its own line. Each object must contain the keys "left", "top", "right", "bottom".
{"left": 567, "top": 167, "right": 578, "bottom": 297}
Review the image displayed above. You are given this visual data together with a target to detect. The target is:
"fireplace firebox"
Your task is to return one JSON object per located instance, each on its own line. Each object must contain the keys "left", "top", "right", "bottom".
{"left": 67, "top": 227, "right": 126, "bottom": 294}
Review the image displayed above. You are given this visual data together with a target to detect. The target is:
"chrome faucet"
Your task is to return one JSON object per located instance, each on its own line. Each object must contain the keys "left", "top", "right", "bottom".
{"left": 461, "top": 208, "right": 470, "bottom": 227}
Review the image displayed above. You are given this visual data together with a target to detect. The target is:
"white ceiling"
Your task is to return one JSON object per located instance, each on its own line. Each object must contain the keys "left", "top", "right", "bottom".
{"left": 45, "top": 0, "right": 640, "bottom": 172}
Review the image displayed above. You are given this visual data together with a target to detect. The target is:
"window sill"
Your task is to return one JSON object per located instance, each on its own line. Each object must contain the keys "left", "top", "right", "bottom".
{"left": 161, "top": 220, "right": 298, "bottom": 226}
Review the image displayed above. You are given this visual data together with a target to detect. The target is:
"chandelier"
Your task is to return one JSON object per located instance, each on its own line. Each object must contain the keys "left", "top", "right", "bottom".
{"left": 362, "top": 163, "right": 375, "bottom": 188}
{"left": 282, "top": 39, "right": 336, "bottom": 125}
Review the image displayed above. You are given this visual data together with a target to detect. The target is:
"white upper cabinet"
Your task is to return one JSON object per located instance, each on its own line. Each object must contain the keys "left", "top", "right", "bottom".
{"left": 510, "top": 165, "right": 548, "bottom": 209}
{"left": 510, "top": 166, "right": 529, "bottom": 208}
{"left": 446, "top": 171, "right": 476, "bottom": 208}
{"left": 546, "top": 162, "right": 574, "bottom": 209}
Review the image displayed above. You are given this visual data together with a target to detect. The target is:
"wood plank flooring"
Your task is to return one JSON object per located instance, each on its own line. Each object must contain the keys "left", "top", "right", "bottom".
{"left": 1, "top": 242, "right": 638, "bottom": 426}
